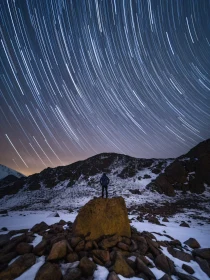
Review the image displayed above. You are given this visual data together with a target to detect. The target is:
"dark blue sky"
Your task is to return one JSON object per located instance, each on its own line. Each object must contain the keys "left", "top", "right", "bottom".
{"left": 0, "top": 0, "right": 210, "bottom": 175}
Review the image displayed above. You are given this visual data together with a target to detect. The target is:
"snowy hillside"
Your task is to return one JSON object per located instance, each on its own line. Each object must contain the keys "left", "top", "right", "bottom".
{"left": 0, "top": 164, "right": 25, "bottom": 180}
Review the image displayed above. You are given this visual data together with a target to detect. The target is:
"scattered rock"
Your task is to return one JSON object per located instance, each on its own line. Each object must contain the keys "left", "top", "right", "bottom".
{"left": 79, "top": 256, "right": 96, "bottom": 277}
{"left": 47, "top": 240, "right": 69, "bottom": 260}
{"left": 100, "top": 234, "right": 122, "bottom": 249}
{"left": 16, "top": 242, "right": 33, "bottom": 254}
{"left": 35, "top": 262, "right": 62, "bottom": 280}
{"left": 63, "top": 267, "right": 82, "bottom": 280}
{"left": 92, "top": 250, "right": 110, "bottom": 264}
{"left": 162, "top": 217, "right": 169, "bottom": 222}
{"left": 159, "top": 274, "right": 173, "bottom": 280}
{"left": 184, "top": 238, "right": 200, "bottom": 249}
{"left": 176, "top": 271, "right": 198, "bottom": 280}
{"left": 31, "top": 222, "right": 49, "bottom": 233}
{"left": 72, "top": 197, "right": 131, "bottom": 240}
{"left": 167, "top": 246, "right": 192, "bottom": 262}
{"left": 107, "top": 271, "right": 121, "bottom": 280}
{"left": 0, "top": 253, "right": 36, "bottom": 279}
{"left": 0, "top": 251, "right": 17, "bottom": 264}
{"left": 111, "top": 252, "right": 135, "bottom": 277}
{"left": 195, "top": 256, "right": 210, "bottom": 277}
{"left": 182, "top": 263, "right": 195, "bottom": 274}
{"left": 180, "top": 221, "right": 190, "bottom": 227}
{"left": 155, "top": 254, "right": 175, "bottom": 275}
{"left": 66, "top": 252, "right": 79, "bottom": 263}
{"left": 192, "top": 248, "right": 210, "bottom": 259}
{"left": 33, "top": 239, "right": 48, "bottom": 256}
{"left": 136, "top": 257, "right": 155, "bottom": 279}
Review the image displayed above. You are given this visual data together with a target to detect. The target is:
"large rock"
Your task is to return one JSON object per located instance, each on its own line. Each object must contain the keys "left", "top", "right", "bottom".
{"left": 154, "top": 174, "right": 175, "bottom": 197}
{"left": 0, "top": 253, "right": 36, "bottom": 279}
{"left": 72, "top": 197, "right": 131, "bottom": 240}
{"left": 167, "top": 246, "right": 192, "bottom": 262}
{"left": 195, "top": 256, "right": 210, "bottom": 277}
{"left": 136, "top": 257, "right": 155, "bottom": 279}
{"left": 47, "top": 240, "right": 69, "bottom": 260}
{"left": 35, "top": 262, "right": 62, "bottom": 280}
{"left": 111, "top": 252, "right": 135, "bottom": 277}
{"left": 155, "top": 254, "right": 175, "bottom": 275}
{"left": 165, "top": 161, "right": 187, "bottom": 184}
{"left": 192, "top": 248, "right": 210, "bottom": 259}
{"left": 184, "top": 238, "right": 200, "bottom": 249}
{"left": 79, "top": 256, "right": 96, "bottom": 277}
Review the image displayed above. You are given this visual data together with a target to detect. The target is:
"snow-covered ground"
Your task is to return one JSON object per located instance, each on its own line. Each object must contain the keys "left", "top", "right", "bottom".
{"left": 0, "top": 209, "right": 209, "bottom": 280}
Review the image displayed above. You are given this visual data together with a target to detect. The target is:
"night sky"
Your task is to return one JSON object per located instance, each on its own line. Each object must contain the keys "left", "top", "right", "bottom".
{"left": 0, "top": 0, "right": 210, "bottom": 176}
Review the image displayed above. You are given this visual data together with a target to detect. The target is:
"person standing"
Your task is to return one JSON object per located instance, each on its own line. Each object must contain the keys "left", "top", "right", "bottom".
{"left": 100, "top": 173, "right": 110, "bottom": 198}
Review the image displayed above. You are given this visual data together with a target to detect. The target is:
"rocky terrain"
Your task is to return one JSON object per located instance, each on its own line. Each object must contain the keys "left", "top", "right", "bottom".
{"left": 0, "top": 197, "right": 210, "bottom": 280}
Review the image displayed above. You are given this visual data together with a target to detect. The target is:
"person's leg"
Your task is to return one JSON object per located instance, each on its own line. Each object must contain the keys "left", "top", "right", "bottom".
{"left": 102, "top": 186, "right": 104, "bottom": 198}
{"left": 105, "top": 186, "right": 108, "bottom": 198}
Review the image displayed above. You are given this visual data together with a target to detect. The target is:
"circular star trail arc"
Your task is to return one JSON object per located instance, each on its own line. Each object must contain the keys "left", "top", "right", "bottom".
{"left": 0, "top": 0, "right": 210, "bottom": 175}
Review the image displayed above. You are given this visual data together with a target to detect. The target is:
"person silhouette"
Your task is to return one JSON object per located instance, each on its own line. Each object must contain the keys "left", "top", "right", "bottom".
{"left": 100, "top": 173, "right": 110, "bottom": 198}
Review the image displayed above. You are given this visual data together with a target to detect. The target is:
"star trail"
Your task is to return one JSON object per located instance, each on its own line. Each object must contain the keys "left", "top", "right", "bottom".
{"left": 0, "top": 0, "right": 210, "bottom": 176}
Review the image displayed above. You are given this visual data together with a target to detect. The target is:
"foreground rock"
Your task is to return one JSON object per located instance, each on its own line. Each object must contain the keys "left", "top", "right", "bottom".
{"left": 72, "top": 197, "right": 131, "bottom": 240}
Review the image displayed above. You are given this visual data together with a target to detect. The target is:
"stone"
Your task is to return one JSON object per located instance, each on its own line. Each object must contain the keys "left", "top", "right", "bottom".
{"left": 70, "top": 237, "right": 83, "bottom": 248}
{"left": 195, "top": 256, "right": 210, "bottom": 277}
{"left": 72, "top": 197, "right": 131, "bottom": 240}
{"left": 136, "top": 272, "right": 149, "bottom": 280}
{"left": 133, "top": 236, "right": 148, "bottom": 255}
{"left": 155, "top": 254, "right": 175, "bottom": 275}
{"left": 64, "top": 267, "right": 82, "bottom": 280}
{"left": 47, "top": 240, "right": 68, "bottom": 260}
{"left": 35, "top": 262, "right": 62, "bottom": 280}
{"left": 112, "top": 252, "right": 135, "bottom": 277}
{"left": 136, "top": 257, "right": 156, "bottom": 279}
{"left": 159, "top": 274, "right": 173, "bottom": 280}
{"left": 180, "top": 222, "right": 190, "bottom": 227}
{"left": 155, "top": 174, "right": 175, "bottom": 196}
{"left": 148, "top": 216, "right": 160, "bottom": 225}
{"left": 192, "top": 248, "right": 210, "bottom": 259}
{"left": 84, "top": 240, "right": 93, "bottom": 251}
{"left": 165, "top": 161, "right": 187, "bottom": 184}
{"left": 31, "top": 221, "right": 48, "bottom": 233}
{"left": 107, "top": 271, "right": 121, "bottom": 280}
{"left": 182, "top": 264, "right": 195, "bottom": 274}
{"left": 162, "top": 217, "right": 169, "bottom": 222}
{"left": 176, "top": 272, "right": 198, "bottom": 280}
{"left": 0, "top": 253, "right": 36, "bottom": 279}
{"left": 79, "top": 256, "right": 96, "bottom": 277}
{"left": 117, "top": 242, "right": 130, "bottom": 251}
{"left": 75, "top": 240, "right": 85, "bottom": 252}
{"left": 66, "top": 252, "right": 79, "bottom": 263}
{"left": 16, "top": 242, "right": 33, "bottom": 254}
{"left": 33, "top": 239, "right": 48, "bottom": 256}
{"left": 92, "top": 249, "right": 110, "bottom": 264}
{"left": 0, "top": 252, "right": 17, "bottom": 264}
{"left": 100, "top": 234, "right": 122, "bottom": 249}
{"left": 184, "top": 238, "right": 200, "bottom": 249}
{"left": 167, "top": 246, "right": 192, "bottom": 262}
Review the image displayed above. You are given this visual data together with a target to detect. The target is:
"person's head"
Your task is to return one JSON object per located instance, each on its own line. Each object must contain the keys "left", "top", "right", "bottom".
{"left": 103, "top": 173, "right": 106, "bottom": 176}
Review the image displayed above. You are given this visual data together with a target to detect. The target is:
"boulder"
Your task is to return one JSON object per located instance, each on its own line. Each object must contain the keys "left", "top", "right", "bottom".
{"left": 167, "top": 246, "right": 192, "bottom": 262}
{"left": 182, "top": 264, "right": 194, "bottom": 274}
{"left": 176, "top": 271, "right": 199, "bottom": 280}
{"left": 72, "top": 197, "right": 131, "bottom": 240}
{"left": 155, "top": 254, "right": 175, "bottom": 275}
{"left": 132, "top": 236, "right": 148, "bottom": 255}
{"left": 99, "top": 234, "right": 122, "bottom": 249}
{"left": 180, "top": 221, "right": 190, "bottom": 227}
{"left": 159, "top": 274, "right": 173, "bottom": 280}
{"left": 66, "top": 252, "right": 79, "bottom": 263}
{"left": 0, "top": 253, "right": 36, "bottom": 279}
{"left": 111, "top": 252, "right": 135, "bottom": 277}
{"left": 63, "top": 267, "right": 82, "bottom": 280}
{"left": 154, "top": 174, "right": 175, "bottom": 196}
{"left": 184, "top": 238, "right": 200, "bottom": 249}
{"left": 33, "top": 239, "right": 48, "bottom": 256}
{"left": 195, "top": 256, "right": 210, "bottom": 277}
{"left": 16, "top": 242, "right": 33, "bottom": 254}
{"left": 92, "top": 249, "right": 110, "bottom": 264}
{"left": 47, "top": 240, "right": 68, "bottom": 260}
{"left": 165, "top": 161, "right": 187, "bottom": 184}
{"left": 0, "top": 252, "right": 17, "bottom": 264}
{"left": 107, "top": 271, "right": 121, "bottom": 280}
{"left": 31, "top": 222, "right": 48, "bottom": 233}
{"left": 192, "top": 248, "right": 210, "bottom": 259}
{"left": 136, "top": 257, "right": 155, "bottom": 279}
{"left": 79, "top": 256, "right": 96, "bottom": 277}
{"left": 35, "top": 262, "right": 62, "bottom": 280}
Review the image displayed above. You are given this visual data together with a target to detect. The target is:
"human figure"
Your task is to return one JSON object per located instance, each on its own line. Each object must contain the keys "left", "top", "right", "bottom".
{"left": 100, "top": 173, "right": 110, "bottom": 198}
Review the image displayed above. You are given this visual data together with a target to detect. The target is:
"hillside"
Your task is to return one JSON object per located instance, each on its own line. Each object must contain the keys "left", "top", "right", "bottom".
{"left": 0, "top": 139, "right": 209, "bottom": 222}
